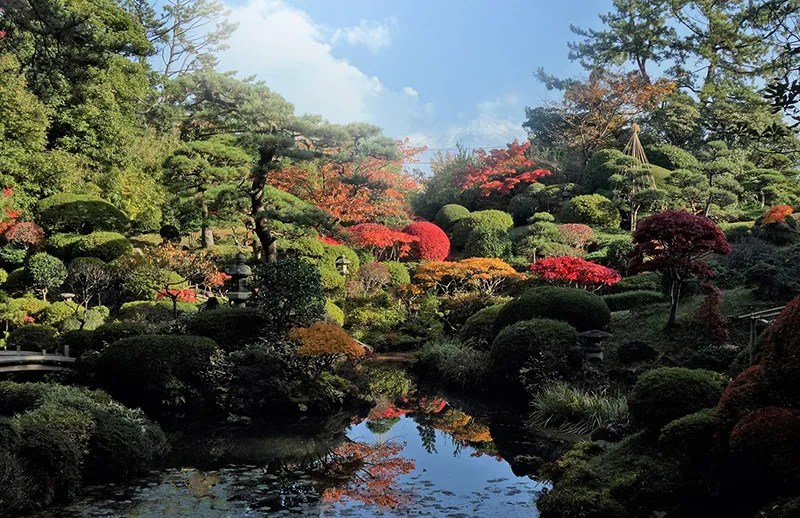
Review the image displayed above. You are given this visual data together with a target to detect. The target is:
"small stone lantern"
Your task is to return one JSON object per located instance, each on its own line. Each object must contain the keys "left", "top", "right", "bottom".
{"left": 577, "top": 330, "right": 613, "bottom": 363}
{"left": 224, "top": 252, "right": 253, "bottom": 307}
{"left": 335, "top": 255, "right": 352, "bottom": 276}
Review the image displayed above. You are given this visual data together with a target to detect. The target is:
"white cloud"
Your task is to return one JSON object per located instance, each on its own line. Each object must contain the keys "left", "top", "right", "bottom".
{"left": 331, "top": 16, "right": 399, "bottom": 54}
{"left": 403, "top": 86, "right": 418, "bottom": 97}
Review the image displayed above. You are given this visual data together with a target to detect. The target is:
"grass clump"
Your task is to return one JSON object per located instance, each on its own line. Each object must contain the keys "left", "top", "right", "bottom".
{"left": 530, "top": 381, "right": 629, "bottom": 435}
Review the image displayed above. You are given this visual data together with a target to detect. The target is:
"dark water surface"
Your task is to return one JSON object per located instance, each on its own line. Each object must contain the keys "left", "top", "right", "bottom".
{"left": 33, "top": 394, "right": 557, "bottom": 517}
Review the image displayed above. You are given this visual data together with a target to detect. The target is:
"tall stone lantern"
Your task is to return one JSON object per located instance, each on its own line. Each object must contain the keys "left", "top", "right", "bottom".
{"left": 225, "top": 252, "right": 253, "bottom": 307}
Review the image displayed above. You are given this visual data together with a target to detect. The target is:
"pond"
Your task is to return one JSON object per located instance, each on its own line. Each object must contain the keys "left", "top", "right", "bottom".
{"left": 32, "top": 390, "right": 562, "bottom": 517}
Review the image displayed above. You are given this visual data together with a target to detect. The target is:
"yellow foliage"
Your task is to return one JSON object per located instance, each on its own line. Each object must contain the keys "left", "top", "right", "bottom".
{"left": 290, "top": 322, "right": 365, "bottom": 359}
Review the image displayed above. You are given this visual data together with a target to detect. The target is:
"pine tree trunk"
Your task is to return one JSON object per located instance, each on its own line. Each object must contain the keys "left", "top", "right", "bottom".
{"left": 667, "top": 279, "right": 681, "bottom": 327}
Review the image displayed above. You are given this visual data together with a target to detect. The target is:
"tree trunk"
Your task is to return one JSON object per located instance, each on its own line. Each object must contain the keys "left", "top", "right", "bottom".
{"left": 252, "top": 143, "right": 278, "bottom": 263}
{"left": 667, "top": 279, "right": 681, "bottom": 327}
{"left": 630, "top": 205, "right": 639, "bottom": 232}
{"left": 201, "top": 199, "right": 214, "bottom": 248}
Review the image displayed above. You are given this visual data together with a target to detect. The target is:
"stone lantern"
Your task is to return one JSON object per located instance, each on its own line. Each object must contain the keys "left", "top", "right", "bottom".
{"left": 224, "top": 252, "right": 253, "bottom": 307}
{"left": 335, "top": 255, "right": 352, "bottom": 276}
{"left": 577, "top": 330, "right": 613, "bottom": 363}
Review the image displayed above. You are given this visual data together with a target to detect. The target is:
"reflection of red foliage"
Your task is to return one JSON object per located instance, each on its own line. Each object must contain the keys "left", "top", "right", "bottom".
{"left": 530, "top": 256, "right": 621, "bottom": 289}
{"left": 415, "top": 397, "right": 447, "bottom": 414}
{"left": 455, "top": 140, "right": 550, "bottom": 195}
{"left": 403, "top": 221, "right": 450, "bottom": 261}
{"left": 761, "top": 205, "right": 793, "bottom": 224}
{"left": 322, "top": 441, "right": 415, "bottom": 508}
{"left": 368, "top": 405, "right": 407, "bottom": 420}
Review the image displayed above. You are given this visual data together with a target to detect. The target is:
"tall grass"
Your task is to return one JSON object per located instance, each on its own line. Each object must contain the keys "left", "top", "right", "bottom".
{"left": 530, "top": 381, "right": 629, "bottom": 435}
{"left": 418, "top": 338, "right": 491, "bottom": 388}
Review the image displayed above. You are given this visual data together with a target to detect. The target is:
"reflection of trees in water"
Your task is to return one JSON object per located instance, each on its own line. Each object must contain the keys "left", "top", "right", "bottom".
{"left": 412, "top": 405, "right": 499, "bottom": 459}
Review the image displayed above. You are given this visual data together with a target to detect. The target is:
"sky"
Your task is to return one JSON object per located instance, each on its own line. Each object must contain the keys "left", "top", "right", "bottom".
{"left": 218, "top": 0, "right": 613, "bottom": 154}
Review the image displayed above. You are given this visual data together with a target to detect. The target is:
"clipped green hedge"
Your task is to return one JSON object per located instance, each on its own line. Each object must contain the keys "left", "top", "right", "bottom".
{"left": 644, "top": 143, "right": 700, "bottom": 171}
{"left": 90, "top": 322, "right": 148, "bottom": 350}
{"left": 495, "top": 286, "right": 611, "bottom": 333}
{"left": 658, "top": 408, "right": 717, "bottom": 455}
{"left": 184, "top": 307, "right": 270, "bottom": 352}
{"left": 325, "top": 300, "right": 345, "bottom": 326}
{"left": 434, "top": 204, "right": 470, "bottom": 230}
{"left": 459, "top": 304, "right": 506, "bottom": 349}
{"left": 464, "top": 227, "right": 511, "bottom": 258}
{"left": 602, "top": 290, "right": 664, "bottom": 312}
{"left": 72, "top": 232, "right": 133, "bottom": 262}
{"left": 450, "top": 210, "right": 514, "bottom": 249}
{"left": 561, "top": 194, "right": 620, "bottom": 228}
{"left": 628, "top": 367, "right": 723, "bottom": 431}
{"left": 607, "top": 272, "right": 660, "bottom": 294}
{"left": 7, "top": 324, "right": 59, "bottom": 353}
{"left": 382, "top": 261, "right": 410, "bottom": 286}
{"left": 45, "top": 233, "right": 84, "bottom": 260}
{"left": 36, "top": 194, "right": 129, "bottom": 234}
{"left": 490, "top": 318, "right": 578, "bottom": 380}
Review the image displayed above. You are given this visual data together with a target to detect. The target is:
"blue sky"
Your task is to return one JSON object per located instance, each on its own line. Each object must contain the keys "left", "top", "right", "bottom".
{"left": 218, "top": 0, "right": 613, "bottom": 152}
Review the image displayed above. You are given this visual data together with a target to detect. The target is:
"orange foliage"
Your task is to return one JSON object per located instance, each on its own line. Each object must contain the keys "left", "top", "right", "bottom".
{"left": 413, "top": 258, "right": 526, "bottom": 295}
{"left": 761, "top": 205, "right": 794, "bottom": 224}
{"left": 290, "top": 322, "right": 365, "bottom": 359}
{"left": 269, "top": 140, "right": 424, "bottom": 224}
{"left": 322, "top": 441, "right": 415, "bottom": 508}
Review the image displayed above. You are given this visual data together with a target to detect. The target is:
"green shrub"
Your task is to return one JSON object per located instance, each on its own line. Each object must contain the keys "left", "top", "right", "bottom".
{"left": 495, "top": 286, "right": 611, "bottom": 333}
{"left": 464, "top": 227, "right": 511, "bottom": 258}
{"left": 15, "top": 297, "right": 49, "bottom": 317}
{"left": 250, "top": 259, "right": 326, "bottom": 330}
{"left": 277, "top": 236, "right": 325, "bottom": 259}
{"left": 130, "top": 208, "right": 162, "bottom": 234}
{"left": 602, "top": 290, "right": 664, "bottom": 311}
{"left": 418, "top": 339, "right": 492, "bottom": 388}
{"left": 658, "top": 408, "right": 717, "bottom": 456}
{"left": 36, "top": 194, "right": 129, "bottom": 234}
{"left": 184, "top": 307, "right": 270, "bottom": 352}
{"left": 346, "top": 304, "right": 405, "bottom": 334}
{"left": 61, "top": 306, "right": 107, "bottom": 331}
{"left": 4, "top": 268, "right": 28, "bottom": 294}
{"left": 530, "top": 381, "right": 629, "bottom": 434}
{"left": 607, "top": 272, "right": 660, "bottom": 293}
{"left": 507, "top": 193, "right": 539, "bottom": 225}
{"left": 26, "top": 253, "right": 67, "bottom": 299}
{"left": 586, "top": 149, "right": 627, "bottom": 192}
{"left": 628, "top": 367, "right": 723, "bottom": 431}
{"left": 616, "top": 341, "right": 659, "bottom": 364}
{"left": 459, "top": 304, "right": 506, "bottom": 348}
{"left": 7, "top": 325, "right": 58, "bottom": 352}
{"left": 440, "top": 293, "right": 510, "bottom": 333}
{"left": 644, "top": 143, "right": 700, "bottom": 171}
{"left": 39, "top": 301, "right": 79, "bottom": 328}
{"left": 0, "top": 268, "right": 8, "bottom": 286}
{"left": 94, "top": 335, "right": 220, "bottom": 416}
{"left": 561, "top": 194, "right": 620, "bottom": 228}
{"left": 490, "top": 318, "right": 578, "bottom": 381}
{"left": 60, "top": 329, "right": 95, "bottom": 357}
{"left": 0, "top": 245, "right": 27, "bottom": 268}
{"left": 434, "top": 204, "right": 470, "bottom": 230}
{"left": 45, "top": 233, "right": 84, "bottom": 260}
{"left": 72, "top": 232, "right": 133, "bottom": 262}
{"left": 118, "top": 300, "right": 197, "bottom": 323}
{"left": 382, "top": 261, "right": 410, "bottom": 286}
{"left": 90, "top": 322, "right": 147, "bottom": 350}
{"left": 450, "top": 210, "right": 514, "bottom": 249}
{"left": 685, "top": 346, "right": 738, "bottom": 372}
{"left": 325, "top": 300, "right": 345, "bottom": 326}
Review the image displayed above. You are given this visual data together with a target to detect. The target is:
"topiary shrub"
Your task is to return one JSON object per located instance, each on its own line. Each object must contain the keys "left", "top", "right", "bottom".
{"left": 460, "top": 304, "right": 506, "bottom": 349}
{"left": 94, "top": 335, "right": 220, "bottom": 416}
{"left": 728, "top": 407, "right": 800, "bottom": 487}
{"left": 435, "top": 204, "right": 470, "bottom": 230}
{"left": 561, "top": 194, "right": 620, "bottom": 228}
{"left": 607, "top": 272, "right": 661, "bottom": 294}
{"left": 628, "top": 367, "right": 723, "bottom": 431}
{"left": 26, "top": 252, "right": 67, "bottom": 300}
{"left": 38, "top": 301, "right": 79, "bottom": 328}
{"left": 7, "top": 325, "right": 58, "bottom": 353}
{"left": 586, "top": 149, "right": 627, "bottom": 192}
{"left": 490, "top": 318, "right": 578, "bottom": 381}
{"left": 658, "top": 408, "right": 717, "bottom": 456}
{"left": 464, "top": 227, "right": 511, "bottom": 258}
{"left": 0, "top": 245, "right": 27, "bottom": 268}
{"left": 507, "top": 193, "right": 539, "bottom": 226}
{"left": 72, "top": 232, "right": 133, "bottom": 262}
{"left": 450, "top": 210, "right": 514, "bottom": 249}
{"left": 325, "top": 299, "right": 345, "bottom": 326}
{"left": 602, "top": 290, "right": 664, "bottom": 311}
{"left": 685, "top": 346, "right": 738, "bottom": 373}
{"left": 616, "top": 341, "right": 660, "bottom": 364}
{"left": 90, "top": 322, "right": 147, "bottom": 350}
{"left": 382, "top": 261, "right": 410, "bottom": 286}
{"left": 716, "top": 365, "right": 769, "bottom": 442}
{"left": 61, "top": 306, "right": 107, "bottom": 332}
{"left": 118, "top": 300, "right": 197, "bottom": 323}
{"left": 404, "top": 221, "right": 450, "bottom": 261}
{"left": 644, "top": 143, "right": 700, "bottom": 171}
{"left": 250, "top": 259, "right": 326, "bottom": 330}
{"left": 36, "top": 194, "right": 129, "bottom": 234}
{"left": 60, "top": 329, "right": 95, "bottom": 357}
{"left": 759, "top": 298, "right": 800, "bottom": 404}
{"left": 45, "top": 233, "right": 84, "bottom": 260}
{"left": 184, "top": 307, "right": 270, "bottom": 352}
{"left": 494, "top": 286, "right": 611, "bottom": 333}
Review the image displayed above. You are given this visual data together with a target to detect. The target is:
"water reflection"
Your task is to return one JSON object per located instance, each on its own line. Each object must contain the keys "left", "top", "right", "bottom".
{"left": 33, "top": 396, "right": 547, "bottom": 518}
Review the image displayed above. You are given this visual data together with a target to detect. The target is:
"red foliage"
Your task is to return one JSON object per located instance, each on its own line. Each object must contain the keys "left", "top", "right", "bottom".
{"left": 318, "top": 235, "right": 341, "bottom": 246}
{"left": 556, "top": 224, "right": 594, "bottom": 250}
{"left": 23, "top": 316, "right": 35, "bottom": 323}
{"left": 346, "top": 223, "right": 418, "bottom": 261}
{"left": 695, "top": 283, "right": 728, "bottom": 345}
{"left": 403, "top": 221, "right": 450, "bottom": 261}
{"left": 728, "top": 407, "right": 800, "bottom": 481}
{"left": 760, "top": 297, "right": 800, "bottom": 401}
{"left": 4, "top": 222, "right": 45, "bottom": 247}
{"left": 454, "top": 140, "right": 551, "bottom": 195}
{"left": 0, "top": 188, "right": 20, "bottom": 236}
{"left": 716, "top": 365, "right": 768, "bottom": 442}
{"left": 530, "top": 256, "right": 621, "bottom": 290}
{"left": 156, "top": 289, "right": 198, "bottom": 303}
{"left": 761, "top": 205, "right": 794, "bottom": 224}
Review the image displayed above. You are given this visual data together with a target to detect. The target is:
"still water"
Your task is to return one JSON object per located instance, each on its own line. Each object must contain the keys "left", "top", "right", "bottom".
{"left": 34, "top": 395, "right": 555, "bottom": 517}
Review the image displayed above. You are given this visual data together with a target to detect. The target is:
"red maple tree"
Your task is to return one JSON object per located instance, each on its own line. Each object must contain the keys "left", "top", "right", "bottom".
{"left": 346, "top": 223, "right": 418, "bottom": 261}
{"left": 630, "top": 210, "right": 731, "bottom": 326}
{"left": 403, "top": 221, "right": 450, "bottom": 261}
{"left": 530, "top": 256, "right": 621, "bottom": 290}
{"left": 454, "top": 140, "right": 550, "bottom": 195}
{"left": 760, "top": 205, "right": 793, "bottom": 224}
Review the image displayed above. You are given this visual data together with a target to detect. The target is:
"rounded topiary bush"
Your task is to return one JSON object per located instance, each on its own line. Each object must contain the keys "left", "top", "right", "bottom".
{"left": 325, "top": 299, "right": 345, "bottom": 326}
{"left": 494, "top": 286, "right": 611, "bottom": 333}
{"left": 450, "top": 210, "right": 514, "bottom": 249}
{"left": 60, "top": 329, "right": 95, "bottom": 357}
{"left": 94, "top": 335, "right": 220, "bottom": 416}
{"left": 36, "top": 194, "right": 129, "bottom": 234}
{"left": 561, "top": 194, "right": 620, "bottom": 228}
{"left": 602, "top": 290, "right": 664, "bottom": 312}
{"left": 507, "top": 193, "right": 539, "bottom": 226}
{"left": 382, "top": 261, "right": 410, "bottom": 286}
{"left": 728, "top": 407, "right": 800, "bottom": 486}
{"left": 72, "top": 232, "right": 133, "bottom": 262}
{"left": 644, "top": 143, "right": 700, "bottom": 171}
{"left": 628, "top": 367, "right": 723, "bottom": 431}
{"left": 460, "top": 304, "right": 505, "bottom": 349}
{"left": 490, "top": 318, "right": 578, "bottom": 380}
{"left": 585, "top": 149, "right": 627, "bottom": 192}
{"left": 404, "top": 221, "right": 450, "bottom": 261}
{"left": 45, "top": 233, "right": 84, "bottom": 260}
{"left": 685, "top": 346, "right": 738, "bottom": 373}
{"left": 7, "top": 325, "right": 59, "bottom": 353}
{"left": 90, "top": 322, "right": 148, "bottom": 350}
{"left": 464, "top": 227, "right": 511, "bottom": 258}
{"left": 250, "top": 258, "right": 326, "bottom": 330}
{"left": 185, "top": 307, "right": 270, "bottom": 352}
{"left": 435, "top": 204, "right": 470, "bottom": 231}
{"left": 759, "top": 298, "right": 800, "bottom": 403}
{"left": 715, "top": 364, "right": 769, "bottom": 441}
{"left": 616, "top": 341, "right": 660, "bottom": 364}
{"left": 658, "top": 408, "right": 717, "bottom": 456}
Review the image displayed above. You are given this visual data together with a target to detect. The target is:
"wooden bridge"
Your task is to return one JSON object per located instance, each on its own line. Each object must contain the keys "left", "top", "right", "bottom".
{"left": 0, "top": 350, "right": 76, "bottom": 373}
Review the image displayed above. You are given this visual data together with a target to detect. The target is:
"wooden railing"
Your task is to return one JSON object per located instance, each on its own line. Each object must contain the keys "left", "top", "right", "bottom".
{"left": 0, "top": 350, "right": 76, "bottom": 373}
{"left": 738, "top": 306, "right": 786, "bottom": 366}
